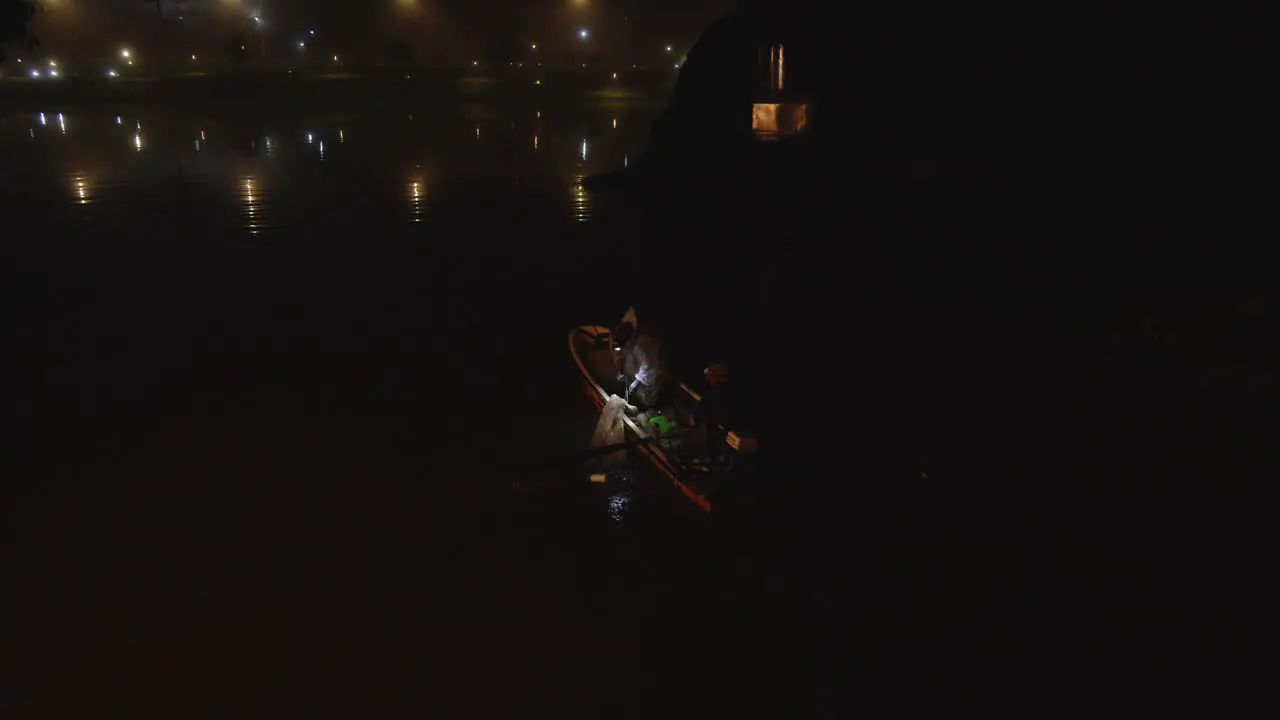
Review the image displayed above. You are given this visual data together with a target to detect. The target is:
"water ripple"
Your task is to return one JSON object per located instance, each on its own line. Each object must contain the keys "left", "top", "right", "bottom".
{"left": 4, "top": 107, "right": 656, "bottom": 231}
{"left": 238, "top": 175, "right": 276, "bottom": 235}
{"left": 571, "top": 176, "right": 593, "bottom": 223}
{"left": 406, "top": 168, "right": 428, "bottom": 223}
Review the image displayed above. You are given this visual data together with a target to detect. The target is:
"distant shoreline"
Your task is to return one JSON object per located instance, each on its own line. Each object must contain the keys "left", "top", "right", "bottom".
{"left": 0, "top": 69, "right": 678, "bottom": 112}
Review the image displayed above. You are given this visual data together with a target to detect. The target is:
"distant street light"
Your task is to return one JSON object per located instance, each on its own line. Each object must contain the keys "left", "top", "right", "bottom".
{"left": 531, "top": 43, "right": 537, "bottom": 50}
{"left": 578, "top": 28, "right": 590, "bottom": 40}
{"left": 120, "top": 49, "right": 131, "bottom": 59}
{"left": 665, "top": 45, "right": 673, "bottom": 53}
{"left": 250, "top": 14, "right": 266, "bottom": 58}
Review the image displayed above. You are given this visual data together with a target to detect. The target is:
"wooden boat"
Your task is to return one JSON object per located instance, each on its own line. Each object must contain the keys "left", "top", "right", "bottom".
{"left": 569, "top": 324, "right": 760, "bottom": 514}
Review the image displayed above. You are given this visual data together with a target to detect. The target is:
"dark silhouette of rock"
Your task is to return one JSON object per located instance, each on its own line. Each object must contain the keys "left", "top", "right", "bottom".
{"left": 584, "top": 0, "right": 820, "bottom": 193}
{"left": 591, "top": 0, "right": 1264, "bottom": 221}
{"left": 644, "top": 13, "right": 756, "bottom": 166}
{"left": 590, "top": 0, "right": 1270, "bottom": 495}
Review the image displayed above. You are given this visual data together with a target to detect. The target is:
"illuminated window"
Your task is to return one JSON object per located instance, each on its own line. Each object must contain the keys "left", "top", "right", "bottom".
{"left": 752, "top": 102, "right": 809, "bottom": 140}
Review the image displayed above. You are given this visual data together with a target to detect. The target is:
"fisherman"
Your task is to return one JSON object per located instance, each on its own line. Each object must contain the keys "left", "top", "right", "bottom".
{"left": 685, "top": 362, "right": 736, "bottom": 466}
{"left": 612, "top": 307, "right": 663, "bottom": 411}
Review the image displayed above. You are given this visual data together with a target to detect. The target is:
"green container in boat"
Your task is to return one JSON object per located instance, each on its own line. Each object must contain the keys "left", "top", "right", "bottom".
{"left": 648, "top": 414, "right": 672, "bottom": 437}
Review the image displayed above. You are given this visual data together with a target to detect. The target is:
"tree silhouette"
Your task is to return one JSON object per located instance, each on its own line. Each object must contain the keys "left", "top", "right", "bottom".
{"left": 142, "top": 0, "right": 161, "bottom": 18}
{"left": 391, "top": 41, "right": 413, "bottom": 67}
{"left": 0, "top": 0, "right": 37, "bottom": 64}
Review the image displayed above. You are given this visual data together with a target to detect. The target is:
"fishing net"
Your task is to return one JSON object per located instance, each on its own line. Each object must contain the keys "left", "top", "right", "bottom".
{"left": 588, "top": 395, "right": 631, "bottom": 469}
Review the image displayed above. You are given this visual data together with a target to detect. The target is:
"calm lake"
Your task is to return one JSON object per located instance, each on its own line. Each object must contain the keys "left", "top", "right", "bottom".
{"left": 2, "top": 78, "right": 814, "bottom": 715}
{"left": 2, "top": 74, "right": 1270, "bottom": 716}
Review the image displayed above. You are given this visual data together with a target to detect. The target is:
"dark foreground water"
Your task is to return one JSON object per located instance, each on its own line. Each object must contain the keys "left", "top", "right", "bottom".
{"left": 2, "top": 82, "right": 1273, "bottom": 715}
{"left": 0, "top": 86, "right": 780, "bottom": 714}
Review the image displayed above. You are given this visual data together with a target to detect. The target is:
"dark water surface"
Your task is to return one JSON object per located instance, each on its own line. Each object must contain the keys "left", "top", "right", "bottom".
{"left": 1, "top": 89, "right": 819, "bottom": 715}
{"left": 4, "top": 80, "right": 1273, "bottom": 714}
